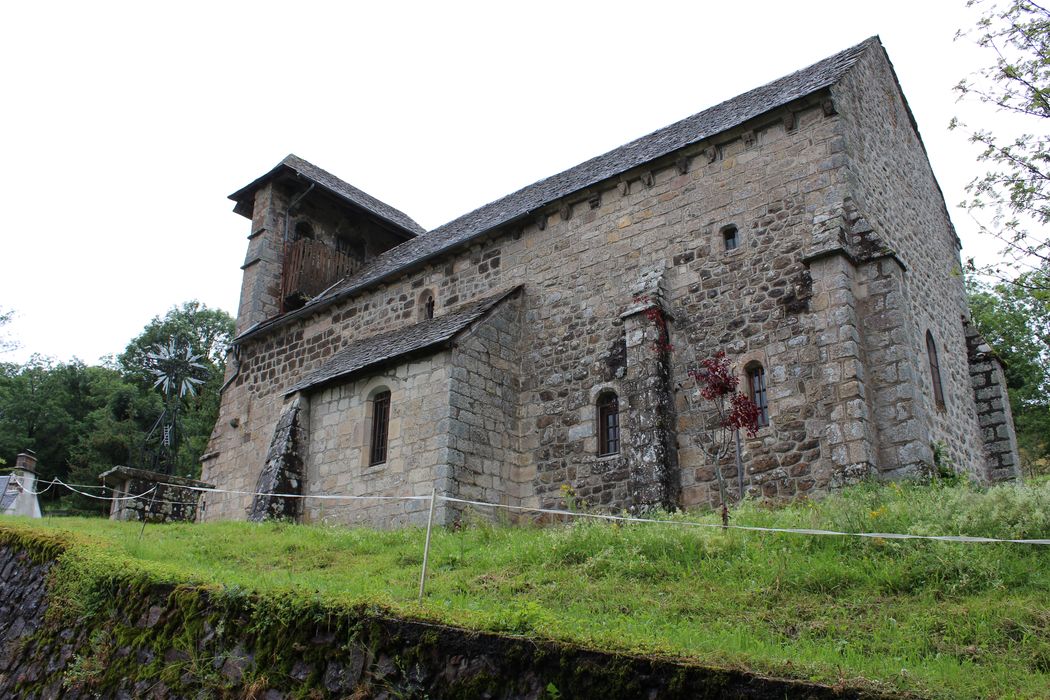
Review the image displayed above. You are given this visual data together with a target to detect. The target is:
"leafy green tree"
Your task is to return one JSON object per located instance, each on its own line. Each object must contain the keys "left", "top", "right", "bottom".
{"left": 119, "top": 301, "right": 233, "bottom": 383}
{"left": 0, "top": 307, "right": 16, "bottom": 355}
{"left": 64, "top": 371, "right": 163, "bottom": 513}
{"left": 953, "top": 0, "right": 1050, "bottom": 278}
{"left": 0, "top": 358, "right": 158, "bottom": 512}
{"left": 118, "top": 301, "right": 234, "bottom": 478}
{"left": 968, "top": 268, "right": 1050, "bottom": 473}
{"left": 0, "top": 356, "right": 77, "bottom": 481}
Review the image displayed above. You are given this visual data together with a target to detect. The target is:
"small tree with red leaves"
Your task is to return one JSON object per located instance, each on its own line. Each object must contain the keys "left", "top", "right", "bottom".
{"left": 686, "top": 351, "right": 760, "bottom": 526}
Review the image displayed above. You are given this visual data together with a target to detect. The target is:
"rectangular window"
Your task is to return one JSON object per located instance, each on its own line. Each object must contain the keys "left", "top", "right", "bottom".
{"left": 748, "top": 366, "right": 769, "bottom": 427}
{"left": 926, "top": 331, "right": 945, "bottom": 409}
{"left": 370, "top": 391, "right": 391, "bottom": 465}
{"left": 597, "top": 394, "right": 620, "bottom": 456}
{"left": 722, "top": 225, "right": 739, "bottom": 251}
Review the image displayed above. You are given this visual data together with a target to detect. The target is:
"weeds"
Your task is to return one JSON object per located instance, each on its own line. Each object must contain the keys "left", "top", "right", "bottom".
{"left": 3, "top": 478, "right": 1049, "bottom": 699}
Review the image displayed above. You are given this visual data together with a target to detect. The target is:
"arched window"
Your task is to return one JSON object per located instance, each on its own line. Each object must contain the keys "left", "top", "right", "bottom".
{"left": 746, "top": 363, "right": 769, "bottom": 427}
{"left": 596, "top": 391, "right": 620, "bottom": 456}
{"left": 418, "top": 290, "right": 436, "bottom": 321}
{"left": 369, "top": 390, "right": 391, "bottom": 465}
{"left": 926, "top": 331, "right": 945, "bottom": 409}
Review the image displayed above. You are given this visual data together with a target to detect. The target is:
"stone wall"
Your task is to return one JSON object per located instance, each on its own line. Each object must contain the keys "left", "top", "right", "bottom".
{"left": 0, "top": 536, "right": 885, "bottom": 699}
{"left": 302, "top": 352, "right": 452, "bottom": 527}
{"left": 832, "top": 45, "right": 994, "bottom": 478}
{"left": 447, "top": 292, "right": 523, "bottom": 513}
{"left": 965, "top": 322, "right": 1023, "bottom": 481}
{"left": 247, "top": 398, "right": 307, "bottom": 522}
{"left": 204, "top": 94, "right": 889, "bottom": 517}
{"left": 100, "top": 467, "right": 210, "bottom": 523}
{"left": 203, "top": 45, "right": 1015, "bottom": 519}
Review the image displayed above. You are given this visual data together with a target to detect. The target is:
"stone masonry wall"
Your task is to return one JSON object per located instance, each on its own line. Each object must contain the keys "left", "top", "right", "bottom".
{"left": 236, "top": 182, "right": 284, "bottom": 335}
{"left": 302, "top": 352, "right": 451, "bottom": 528}
{"left": 965, "top": 323, "right": 1023, "bottom": 481}
{"left": 663, "top": 106, "right": 853, "bottom": 507}
{"left": 235, "top": 182, "right": 407, "bottom": 335}
{"left": 205, "top": 96, "right": 868, "bottom": 517}
{"left": 0, "top": 537, "right": 882, "bottom": 699}
{"left": 447, "top": 293, "right": 523, "bottom": 514}
{"left": 854, "top": 255, "right": 933, "bottom": 478}
{"left": 203, "top": 242, "right": 510, "bottom": 522}
{"left": 832, "top": 46, "right": 995, "bottom": 477}
{"left": 247, "top": 397, "right": 307, "bottom": 522}
{"left": 204, "top": 50, "right": 1008, "bottom": 519}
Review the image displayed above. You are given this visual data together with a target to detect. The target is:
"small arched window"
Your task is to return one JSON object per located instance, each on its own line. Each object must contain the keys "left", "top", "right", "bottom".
{"left": 418, "top": 290, "right": 436, "bottom": 321}
{"left": 926, "top": 331, "right": 945, "bottom": 409}
{"left": 369, "top": 390, "right": 391, "bottom": 465}
{"left": 746, "top": 363, "right": 769, "bottom": 427}
{"left": 596, "top": 391, "right": 620, "bottom": 456}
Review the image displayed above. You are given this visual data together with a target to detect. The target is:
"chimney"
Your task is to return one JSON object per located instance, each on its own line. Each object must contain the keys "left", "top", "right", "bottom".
{"left": 14, "top": 449, "right": 36, "bottom": 472}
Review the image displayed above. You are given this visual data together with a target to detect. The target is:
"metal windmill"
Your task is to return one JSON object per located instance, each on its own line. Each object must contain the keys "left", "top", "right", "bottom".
{"left": 141, "top": 340, "right": 209, "bottom": 474}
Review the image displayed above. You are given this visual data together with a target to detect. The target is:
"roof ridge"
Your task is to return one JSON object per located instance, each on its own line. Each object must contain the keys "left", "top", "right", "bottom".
{"left": 229, "top": 154, "right": 426, "bottom": 237}
{"left": 284, "top": 286, "right": 521, "bottom": 393}
{"left": 237, "top": 37, "right": 878, "bottom": 343}
{"left": 426, "top": 35, "right": 879, "bottom": 238}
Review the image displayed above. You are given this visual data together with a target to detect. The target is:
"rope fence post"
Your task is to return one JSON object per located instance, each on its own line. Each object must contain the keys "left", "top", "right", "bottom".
{"left": 418, "top": 487, "right": 437, "bottom": 604}
{"left": 138, "top": 488, "right": 158, "bottom": 540}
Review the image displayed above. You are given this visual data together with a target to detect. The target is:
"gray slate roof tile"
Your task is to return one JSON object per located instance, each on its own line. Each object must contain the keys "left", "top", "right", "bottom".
{"left": 286, "top": 286, "right": 520, "bottom": 395}
{"left": 238, "top": 37, "right": 875, "bottom": 342}
{"left": 0, "top": 476, "right": 17, "bottom": 512}
{"left": 316, "top": 39, "right": 873, "bottom": 297}
{"left": 230, "top": 154, "right": 426, "bottom": 237}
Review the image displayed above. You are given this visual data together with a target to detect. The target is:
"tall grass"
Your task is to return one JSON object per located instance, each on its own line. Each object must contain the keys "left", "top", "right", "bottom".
{"left": 7, "top": 478, "right": 1050, "bottom": 699}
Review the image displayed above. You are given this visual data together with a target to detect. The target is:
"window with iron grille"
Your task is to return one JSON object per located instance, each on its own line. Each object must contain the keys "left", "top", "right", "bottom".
{"left": 926, "top": 331, "right": 945, "bottom": 409}
{"left": 747, "top": 364, "right": 769, "bottom": 427}
{"left": 370, "top": 391, "right": 391, "bottom": 465}
{"left": 597, "top": 392, "right": 620, "bottom": 456}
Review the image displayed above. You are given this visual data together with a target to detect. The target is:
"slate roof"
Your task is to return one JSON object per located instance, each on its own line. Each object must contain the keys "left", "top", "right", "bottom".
{"left": 0, "top": 476, "right": 18, "bottom": 512}
{"left": 286, "top": 286, "right": 520, "bottom": 395}
{"left": 229, "top": 154, "right": 426, "bottom": 238}
{"left": 237, "top": 37, "right": 877, "bottom": 342}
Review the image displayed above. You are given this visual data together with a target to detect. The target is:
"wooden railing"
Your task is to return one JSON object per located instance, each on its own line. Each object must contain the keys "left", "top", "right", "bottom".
{"left": 281, "top": 238, "right": 358, "bottom": 309}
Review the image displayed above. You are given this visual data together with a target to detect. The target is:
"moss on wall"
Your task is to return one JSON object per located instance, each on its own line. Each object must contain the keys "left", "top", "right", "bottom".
{"left": 0, "top": 530, "right": 888, "bottom": 699}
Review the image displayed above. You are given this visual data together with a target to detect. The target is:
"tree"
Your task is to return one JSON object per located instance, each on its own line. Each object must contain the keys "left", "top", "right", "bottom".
{"left": 953, "top": 1, "right": 1050, "bottom": 279}
{"left": 119, "top": 301, "right": 233, "bottom": 384}
{"left": 0, "top": 356, "right": 77, "bottom": 480}
{"left": 118, "top": 301, "right": 234, "bottom": 478}
{"left": 684, "top": 352, "right": 760, "bottom": 526}
{"left": 0, "top": 357, "right": 158, "bottom": 512}
{"left": 968, "top": 268, "right": 1050, "bottom": 474}
{"left": 0, "top": 307, "right": 16, "bottom": 355}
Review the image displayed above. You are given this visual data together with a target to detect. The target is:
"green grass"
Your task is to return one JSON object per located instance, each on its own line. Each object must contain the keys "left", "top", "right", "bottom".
{"left": 5, "top": 478, "right": 1050, "bottom": 699}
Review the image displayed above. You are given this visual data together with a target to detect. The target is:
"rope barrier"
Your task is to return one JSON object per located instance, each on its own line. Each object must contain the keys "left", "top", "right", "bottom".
{"left": 13, "top": 479, "right": 1050, "bottom": 546}
{"left": 436, "top": 493, "right": 1050, "bottom": 545}
{"left": 55, "top": 479, "right": 157, "bottom": 502}
{"left": 162, "top": 482, "right": 431, "bottom": 502}
{"left": 15, "top": 478, "right": 58, "bottom": 497}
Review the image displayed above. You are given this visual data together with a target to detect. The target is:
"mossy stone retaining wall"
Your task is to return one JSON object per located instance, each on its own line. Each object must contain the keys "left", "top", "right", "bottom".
{"left": 0, "top": 535, "right": 888, "bottom": 699}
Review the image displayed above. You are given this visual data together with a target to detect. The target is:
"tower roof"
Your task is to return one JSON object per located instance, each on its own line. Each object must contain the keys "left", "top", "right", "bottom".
{"left": 229, "top": 154, "right": 426, "bottom": 238}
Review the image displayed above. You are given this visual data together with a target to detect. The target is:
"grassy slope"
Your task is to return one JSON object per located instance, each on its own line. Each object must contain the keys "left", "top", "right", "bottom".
{"left": 4, "top": 480, "right": 1050, "bottom": 699}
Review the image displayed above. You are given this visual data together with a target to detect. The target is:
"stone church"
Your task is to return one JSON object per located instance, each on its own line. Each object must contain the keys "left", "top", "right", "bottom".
{"left": 201, "top": 37, "right": 1020, "bottom": 527}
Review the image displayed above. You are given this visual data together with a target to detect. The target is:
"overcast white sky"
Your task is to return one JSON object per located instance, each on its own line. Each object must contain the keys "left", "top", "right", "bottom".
{"left": 0, "top": 0, "right": 1017, "bottom": 364}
